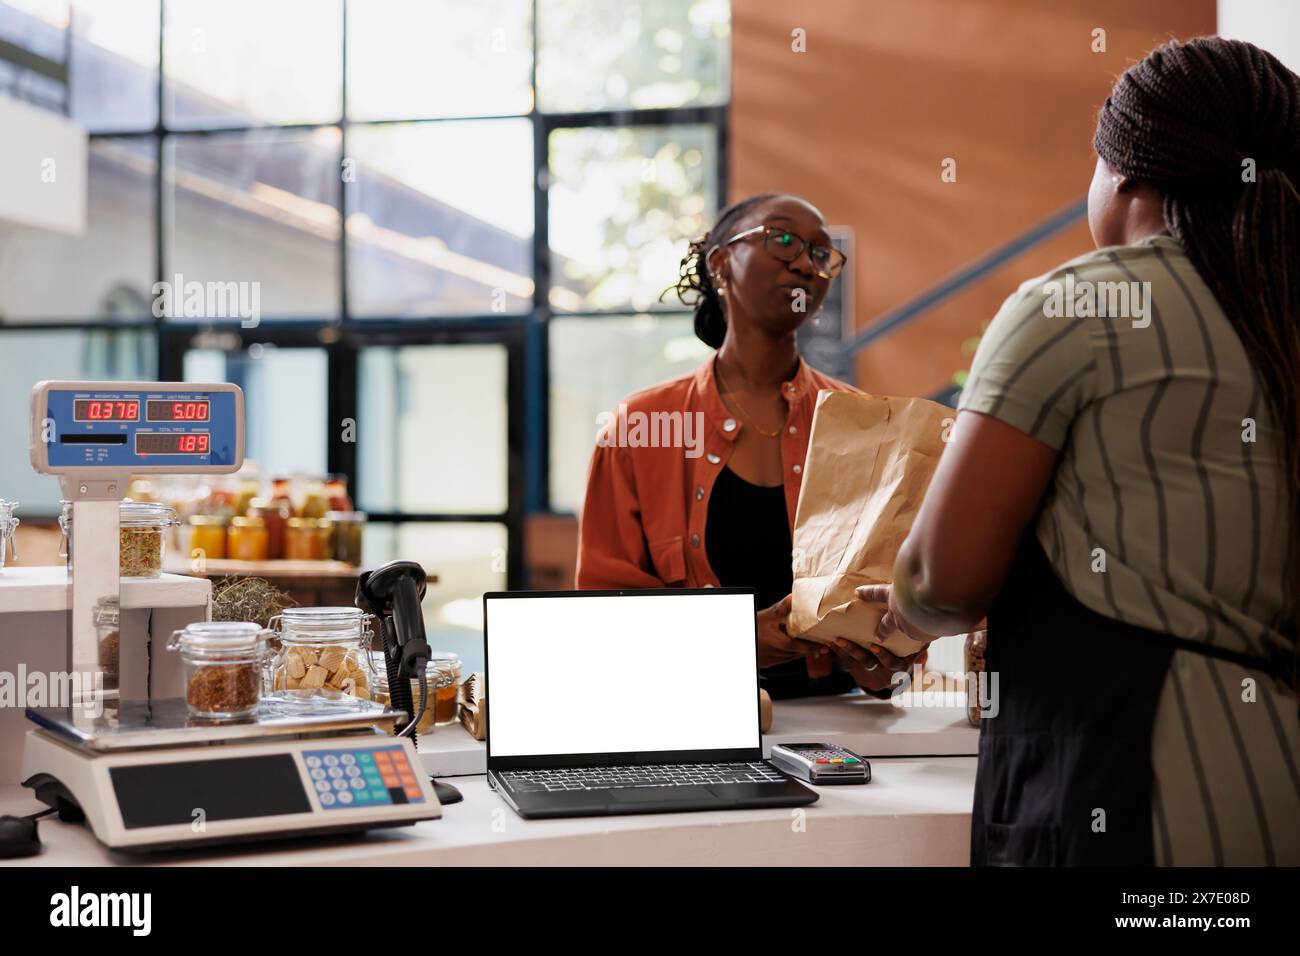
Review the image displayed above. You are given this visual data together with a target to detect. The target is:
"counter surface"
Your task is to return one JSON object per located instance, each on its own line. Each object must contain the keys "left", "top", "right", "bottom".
{"left": 0, "top": 754, "right": 976, "bottom": 866}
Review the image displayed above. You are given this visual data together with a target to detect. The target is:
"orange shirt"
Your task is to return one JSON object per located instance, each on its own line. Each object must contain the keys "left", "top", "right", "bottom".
{"left": 576, "top": 354, "right": 861, "bottom": 592}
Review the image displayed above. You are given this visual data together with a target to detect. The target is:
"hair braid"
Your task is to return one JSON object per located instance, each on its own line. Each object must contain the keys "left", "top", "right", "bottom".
{"left": 1096, "top": 37, "right": 1300, "bottom": 631}
{"left": 663, "top": 193, "right": 780, "bottom": 348}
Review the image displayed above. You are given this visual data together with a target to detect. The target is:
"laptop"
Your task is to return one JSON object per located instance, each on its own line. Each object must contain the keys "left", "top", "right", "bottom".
{"left": 483, "top": 588, "right": 819, "bottom": 818}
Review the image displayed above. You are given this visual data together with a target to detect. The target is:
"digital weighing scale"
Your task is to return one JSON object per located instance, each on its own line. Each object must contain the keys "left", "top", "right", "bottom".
{"left": 20, "top": 381, "right": 441, "bottom": 851}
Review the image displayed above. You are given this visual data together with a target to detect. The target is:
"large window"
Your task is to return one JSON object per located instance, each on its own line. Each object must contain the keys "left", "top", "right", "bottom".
{"left": 0, "top": 0, "right": 729, "bottom": 665}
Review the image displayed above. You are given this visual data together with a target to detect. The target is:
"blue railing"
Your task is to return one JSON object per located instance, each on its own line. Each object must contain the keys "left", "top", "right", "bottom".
{"left": 847, "top": 197, "right": 1089, "bottom": 357}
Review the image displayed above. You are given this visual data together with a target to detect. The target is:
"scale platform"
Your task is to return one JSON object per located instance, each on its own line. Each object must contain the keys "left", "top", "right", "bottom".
{"left": 27, "top": 697, "right": 402, "bottom": 751}
{"left": 21, "top": 699, "right": 442, "bottom": 852}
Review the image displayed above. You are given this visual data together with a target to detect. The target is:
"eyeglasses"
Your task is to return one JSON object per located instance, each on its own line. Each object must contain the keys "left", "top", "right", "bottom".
{"left": 720, "top": 225, "right": 846, "bottom": 279}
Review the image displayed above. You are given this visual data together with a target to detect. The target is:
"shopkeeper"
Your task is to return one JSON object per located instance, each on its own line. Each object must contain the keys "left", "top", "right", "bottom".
{"left": 576, "top": 193, "right": 920, "bottom": 699}
{"left": 867, "top": 38, "right": 1300, "bottom": 865}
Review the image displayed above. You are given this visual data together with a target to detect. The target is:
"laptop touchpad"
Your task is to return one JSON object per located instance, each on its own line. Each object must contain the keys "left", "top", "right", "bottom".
{"left": 609, "top": 786, "right": 717, "bottom": 803}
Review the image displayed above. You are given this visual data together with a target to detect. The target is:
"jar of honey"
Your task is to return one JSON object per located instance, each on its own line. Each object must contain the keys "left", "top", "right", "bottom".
{"left": 228, "top": 515, "right": 269, "bottom": 561}
{"left": 285, "top": 517, "right": 331, "bottom": 560}
{"left": 188, "top": 515, "right": 227, "bottom": 561}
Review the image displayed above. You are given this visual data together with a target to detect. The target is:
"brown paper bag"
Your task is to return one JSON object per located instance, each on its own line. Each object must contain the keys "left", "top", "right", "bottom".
{"left": 788, "top": 390, "right": 953, "bottom": 657}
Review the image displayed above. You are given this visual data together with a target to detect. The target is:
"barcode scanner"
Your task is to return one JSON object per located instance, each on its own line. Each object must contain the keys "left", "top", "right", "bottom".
{"left": 355, "top": 560, "right": 462, "bottom": 806}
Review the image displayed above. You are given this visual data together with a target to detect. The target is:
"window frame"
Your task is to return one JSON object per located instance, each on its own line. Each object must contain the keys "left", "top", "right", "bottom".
{"left": 0, "top": 0, "right": 729, "bottom": 589}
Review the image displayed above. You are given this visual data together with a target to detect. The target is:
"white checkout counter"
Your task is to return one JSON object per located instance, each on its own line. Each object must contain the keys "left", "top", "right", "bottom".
{"left": 0, "top": 693, "right": 979, "bottom": 867}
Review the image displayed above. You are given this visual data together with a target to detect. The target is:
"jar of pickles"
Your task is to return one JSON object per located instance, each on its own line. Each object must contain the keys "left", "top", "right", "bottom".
{"left": 325, "top": 511, "right": 365, "bottom": 564}
{"left": 228, "top": 516, "right": 268, "bottom": 561}
{"left": 169, "top": 622, "right": 270, "bottom": 720}
{"left": 188, "top": 514, "right": 227, "bottom": 561}
{"left": 268, "top": 607, "right": 373, "bottom": 713}
{"left": 0, "top": 499, "right": 18, "bottom": 571}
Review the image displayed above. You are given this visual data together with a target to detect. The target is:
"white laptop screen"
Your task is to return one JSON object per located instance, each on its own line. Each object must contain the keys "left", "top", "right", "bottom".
{"left": 485, "top": 591, "right": 759, "bottom": 759}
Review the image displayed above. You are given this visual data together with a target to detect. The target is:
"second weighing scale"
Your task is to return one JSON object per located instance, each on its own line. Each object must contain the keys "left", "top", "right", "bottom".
{"left": 20, "top": 380, "right": 441, "bottom": 851}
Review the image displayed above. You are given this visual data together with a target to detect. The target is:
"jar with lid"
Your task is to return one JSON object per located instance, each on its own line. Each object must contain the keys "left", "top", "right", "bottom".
{"left": 188, "top": 514, "right": 227, "bottom": 561}
{"left": 325, "top": 511, "right": 365, "bottom": 565}
{"left": 168, "top": 622, "right": 270, "bottom": 720}
{"left": 285, "top": 517, "right": 332, "bottom": 560}
{"left": 119, "top": 501, "right": 179, "bottom": 578}
{"left": 268, "top": 607, "right": 373, "bottom": 713}
{"left": 426, "top": 652, "right": 462, "bottom": 726}
{"left": 94, "top": 597, "right": 120, "bottom": 686}
{"left": 248, "top": 497, "right": 290, "bottom": 559}
{"left": 0, "top": 499, "right": 18, "bottom": 571}
{"left": 964, "top": 628, "right": 989, "bottom": 726}
{"left": 366, "top": 651, "right": 458, "bottom": 733}
{"left": 228, "top": 516, "right": 268, "bottom": 561}
{"left": 299, "top": 480, "right": 330, "bottom": 519}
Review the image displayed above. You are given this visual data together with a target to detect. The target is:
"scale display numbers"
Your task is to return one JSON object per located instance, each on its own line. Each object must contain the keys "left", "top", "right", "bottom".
{"left": 135, "top": 432, "right": 210, "bottom": 455}
{"left": 146, "top": 400, "right": 210, "bottom": 422}
{"left": 73, "top": 400, "right": 139, "bottom": 422}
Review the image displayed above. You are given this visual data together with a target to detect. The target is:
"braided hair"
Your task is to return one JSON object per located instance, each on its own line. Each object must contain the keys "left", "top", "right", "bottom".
{"left": 1095, "top": 37, "right": 1300, "bottom": 625}
{"left": 664, "top": 193, "right": 780, "bottom": 348}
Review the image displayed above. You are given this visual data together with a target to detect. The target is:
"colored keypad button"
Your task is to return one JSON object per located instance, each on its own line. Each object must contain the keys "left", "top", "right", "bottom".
{"left": 815, "top": 758, "right": 829, "bottom": 764}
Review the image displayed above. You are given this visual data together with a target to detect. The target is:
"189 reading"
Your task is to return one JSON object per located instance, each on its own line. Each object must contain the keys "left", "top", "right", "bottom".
{"left": 136, "top": 433, "right": 210, "bottom": 455}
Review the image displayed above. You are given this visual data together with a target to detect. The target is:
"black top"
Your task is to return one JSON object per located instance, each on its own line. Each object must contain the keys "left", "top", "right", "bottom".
{"left": 705, "top": 466, "right": 855, "bottom": 700}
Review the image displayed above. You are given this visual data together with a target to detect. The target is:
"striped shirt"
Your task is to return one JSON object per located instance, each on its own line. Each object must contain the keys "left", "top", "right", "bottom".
{"left": 960, "top": 235, "right": 1299, "bottom": 865}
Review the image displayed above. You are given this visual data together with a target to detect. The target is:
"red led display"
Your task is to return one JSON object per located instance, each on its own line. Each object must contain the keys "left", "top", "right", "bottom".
{"left": 146, "top": 400, "right": 210, "bottom": 422}
{"left": 73, "top": 400, "right": 139, "bottom": 422}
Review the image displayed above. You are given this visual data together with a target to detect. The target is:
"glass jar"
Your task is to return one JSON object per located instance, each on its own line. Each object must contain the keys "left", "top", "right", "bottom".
{"left": 964, "top": 628, "right": 989, "bottom": 726}
{"left": 427, "top": 652, "right": 462, "bottom": 726}
{"left": 268, "top": 607, "right": 373, "bottom": 713}
{"left": 299, "top": 480, "right": 329, "bottom": 519}
{"left": 325, "top": 475, "right": 352, "bottom": 513}
{"left": 0, "top": 499, "right": 18, "bottom": 571}
{"left": 168, "top": 622, "right": 270, "bottom": 720}
{"left": 366, "top": 651, "right": 458, "bottom": 733}
{"left": 188, "top": 514, "right": 227, "bottom": 561}
{"left": 284, "top": 517, "right": 332, "bottom": 560}
{"left": 248, "top": 497, "right": 290, "bottom": 559}
{"left": 119, "top": 501, "right": 179, "bottom": 579}
{"left": 94, "top": 597, "right": 120, "bottom": 684}
{"left": 228, "top": 516, "right": 269, "bottom": 561}
{"left": 325, "top": 511, "right": 365, "bottom": 565}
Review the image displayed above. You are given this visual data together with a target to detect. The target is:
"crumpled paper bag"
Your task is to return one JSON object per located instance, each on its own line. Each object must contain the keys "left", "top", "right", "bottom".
{"left": 788, "top": 390, "right": 952, "bottom": 657}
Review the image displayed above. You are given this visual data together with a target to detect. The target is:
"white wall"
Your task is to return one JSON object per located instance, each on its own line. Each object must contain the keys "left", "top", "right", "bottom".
{"left": 1218, "top": 0, "right": 1300, "bottom": 74}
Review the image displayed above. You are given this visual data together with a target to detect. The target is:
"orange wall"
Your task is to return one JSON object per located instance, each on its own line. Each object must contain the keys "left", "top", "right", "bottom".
{"left": 730, "top": 0, "right": 1217, "bottom": 397}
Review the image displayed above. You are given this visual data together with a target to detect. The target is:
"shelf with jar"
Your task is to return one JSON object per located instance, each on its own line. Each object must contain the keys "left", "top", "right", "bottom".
{"left": 128, "top": 467, "right": 368, "bottom": 570}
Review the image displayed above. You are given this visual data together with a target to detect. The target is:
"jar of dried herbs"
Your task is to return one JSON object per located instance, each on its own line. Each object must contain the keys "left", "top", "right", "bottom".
{"left": 93, "top": 597, "right": 120, "bottom": 685}
{"left": 268, "top": 607, "right": 373, "bottom": 713}
{"left": 0, "top": 498, "right": 18, "bottom": 571}
{"left": 120, "top": 500, "right": 178, "bottom": 578}
{"left": 169, "top": 621, "right": 270, "bottom": 720}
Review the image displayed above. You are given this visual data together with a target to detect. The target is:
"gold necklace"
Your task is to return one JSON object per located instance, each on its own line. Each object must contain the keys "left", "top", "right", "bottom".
{"left": 715, "top": 365, "right": 785, "bottom": 438}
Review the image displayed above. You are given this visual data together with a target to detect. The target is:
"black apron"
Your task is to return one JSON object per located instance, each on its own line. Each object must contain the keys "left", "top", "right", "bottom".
{"left": 971, "top": 534, "right": 1288, "bottom": 866}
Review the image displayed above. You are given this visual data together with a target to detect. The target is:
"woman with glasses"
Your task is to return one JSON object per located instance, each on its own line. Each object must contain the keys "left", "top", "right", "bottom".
{"left": 577, "top": 193, "right": 921, "bottom": 699}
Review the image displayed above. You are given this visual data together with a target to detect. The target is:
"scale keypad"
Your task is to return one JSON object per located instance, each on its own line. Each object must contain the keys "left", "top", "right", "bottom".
{"left": 302, "top": 746, "right": 426, "bottom": 809}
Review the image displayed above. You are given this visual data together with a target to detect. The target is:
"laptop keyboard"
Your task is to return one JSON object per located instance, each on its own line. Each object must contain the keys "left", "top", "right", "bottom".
{"left": 500, "top": 762, "right": 787, "bottom": 793}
